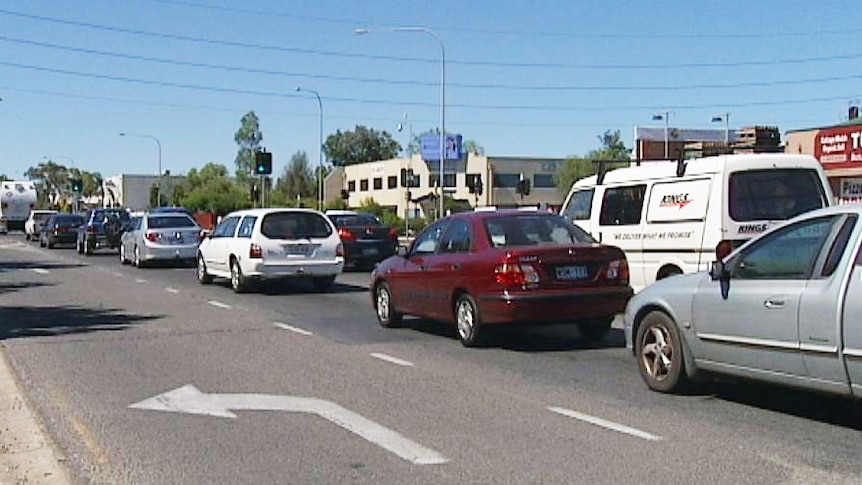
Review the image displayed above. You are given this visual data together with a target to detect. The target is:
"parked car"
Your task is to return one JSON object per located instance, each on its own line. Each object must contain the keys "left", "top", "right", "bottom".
{"left": 76, "top": 208, "right": 130, "bottom": 255}
{"left": 25, "top": 210, "right": 57, "bottom": 241}
{"left": 196, "top": 208, "right": 344, "bottom": 293}
{"left": 120, "top": 212, "right": 203, "bottom": 268}
{"left": 625, "top": 204, "right": 862, "bottom": 397}
{"left": 326, "top": 210, "right": 398, "bottom": 269}
{"left": 39, "top": 213, "right": 84, "bottom": 249}
{"left": 370, "top": 209, "right": 634, "bottom": 347}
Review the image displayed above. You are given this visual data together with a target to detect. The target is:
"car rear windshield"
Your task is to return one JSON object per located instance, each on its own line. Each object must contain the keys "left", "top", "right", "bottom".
{"left": 330, "top": 214, "right": 381, "bottom": 227}
{"left": 729, "top": 169, "right": 827, "bottom": 222}
{"left": 261, "top": 212, "right": 332, "bottom": 239}
{"left": 95, "top": 210, "right": 129, "bottom": 222}
{"left": 147, "top": 215, "right": 197, "bottom": 229}
{"left": 484, "top": 214, "right": 595, "bottom": 248}
{"left": 55, "top": 215, "right": 83, "bottom": 225}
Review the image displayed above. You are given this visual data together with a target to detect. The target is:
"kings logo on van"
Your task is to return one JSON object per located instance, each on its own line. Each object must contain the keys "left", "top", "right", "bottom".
{"left": 659, "top": 193, "right": 692, "bottom": 209}
{"left": 738, "top": 223, "right": 768, "bottom": 234}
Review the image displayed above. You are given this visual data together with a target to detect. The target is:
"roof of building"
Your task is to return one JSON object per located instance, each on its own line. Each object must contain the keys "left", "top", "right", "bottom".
{"left": 787, "top": 117, "right": 862, "bottom": 134}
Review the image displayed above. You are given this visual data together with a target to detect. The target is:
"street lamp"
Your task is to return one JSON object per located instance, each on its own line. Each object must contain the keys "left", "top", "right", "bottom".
{"left": 119, "top": 132, "right": 162, "bottom": 207}
{"left": 356, "top": 26, "right": 446, "bottom": 219}
{"left": 652, "top": 110, "right": 673, "bottom": 159}
{"left": 295, "top": 86, "right": 325, "bottom": 210}
{"left": 711, "top": 112, "right": 731, "bottom": 144}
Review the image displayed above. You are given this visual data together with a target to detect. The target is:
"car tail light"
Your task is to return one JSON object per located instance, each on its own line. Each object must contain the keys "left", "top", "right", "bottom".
{"left": 145, "top": 232, "right": 162, "bottom": 242}
{"left": 88, "top": 225, "right": 98, "bottom": 233}
{"left": 606, "top": 259, "right": 629, "bottom": 284}
{"left": 249, "top": 243, "right": 263, "bottom": 259}
{"left": 388, "top": 228, "right": 399, "bottom": 240}
{"left": 495, "top": 256, "right": 540, "bottom": 288}
{"left": 716, "top": 240, "right": 734, "bottom": 261}
{"left": 336, "top": 243, "right": 344, "bottom": 257}
{"left": 338, "top": 228, "right": 356, "bottom": 242}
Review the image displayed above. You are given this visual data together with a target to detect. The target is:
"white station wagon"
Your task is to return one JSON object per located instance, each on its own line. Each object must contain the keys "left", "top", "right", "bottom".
{"left": 196, "top": 208, "right": 344, "bottom": 293}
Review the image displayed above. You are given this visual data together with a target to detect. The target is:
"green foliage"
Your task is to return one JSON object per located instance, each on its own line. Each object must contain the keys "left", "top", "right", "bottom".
{"left": 234, "top": 111, "right": 263, "bottom": 176}
{"left": 275, "top": 151, "right": 314, "bottom": 200}
{"left": 324, "top": 125, "right": 400, "bottom": 166}
{"left": 587, "top": 129, "right": 630, "bottom": 160}
{"left": 177, "top": 163, "right": 252, "bottom": 214}
{"left": 556, "top": 130, "right": 631, "bottom": 192}
{"left": 0, "top": 174, "right": 9, "bottom": 182}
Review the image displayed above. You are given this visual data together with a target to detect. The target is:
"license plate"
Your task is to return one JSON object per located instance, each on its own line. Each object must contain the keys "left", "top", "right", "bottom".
{"left": 284, "top": 244, "right": 313, "bottom": 256}
{"left": 556, "top": 265, "right": 588, "bottom": 280}
{"left": 362, "top": 248, "right": 378, "bottom": 256}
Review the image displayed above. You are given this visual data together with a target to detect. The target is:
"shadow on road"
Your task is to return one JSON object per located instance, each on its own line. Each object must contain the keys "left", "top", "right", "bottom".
{"left": 221, "top": 279, "right": 368, "bottom": 295}
{"left": 0, "top": 281, "right": 56, "bottom": 295}
{"left": 0, "top": 261, "right": 85, "bottom": 272}
{"left": 0, "top": 305, "right": 161, "bottom": 340}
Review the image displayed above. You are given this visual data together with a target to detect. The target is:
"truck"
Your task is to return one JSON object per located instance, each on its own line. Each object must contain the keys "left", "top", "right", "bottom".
{"left": 0, "top": 181, "right": 38, "bottom": 233}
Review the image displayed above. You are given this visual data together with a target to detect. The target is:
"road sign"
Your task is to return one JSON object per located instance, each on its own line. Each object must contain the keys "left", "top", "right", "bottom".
{"left": 129, "top": 384, "right": 449, "bottom": 465}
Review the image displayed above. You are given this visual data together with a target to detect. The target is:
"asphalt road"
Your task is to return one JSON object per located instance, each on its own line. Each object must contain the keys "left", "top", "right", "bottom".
{"left": 2, "top": 233, "right": 862, "bottom": 484}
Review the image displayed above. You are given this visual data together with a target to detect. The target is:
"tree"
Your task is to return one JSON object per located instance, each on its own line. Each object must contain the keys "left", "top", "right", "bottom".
{"left": 587, "top": 129, "right": 630, "bottom": 160}
{"left": 178, "top": 163, "right": 251, "bottom": 214}
{"left": 324, "top": 125, "right": 400, "bottom": 166}
{"left": 276, "top": 151, "right": 314, "bottom": 201}
{"left": 234, "top": 111, "right": 263, "bottom": 178}
{"left": 0, "top": 174, "right": 8, "bottom": 182}
{"left": 556, "top": 130, "right": 630, "bottom": 192}
{"left": 463, "top": 140, "right": 485, "bottom": 155}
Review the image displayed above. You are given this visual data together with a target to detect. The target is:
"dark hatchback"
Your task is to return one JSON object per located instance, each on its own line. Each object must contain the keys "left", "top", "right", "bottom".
{"left": 328, "top": 212, "right": 398, "bottom": 269}
{"left": 40, "top": 214, "right": 84, "bottom": 248}
{"left": 370, "top": 210, "right": 633, "bottom": 347}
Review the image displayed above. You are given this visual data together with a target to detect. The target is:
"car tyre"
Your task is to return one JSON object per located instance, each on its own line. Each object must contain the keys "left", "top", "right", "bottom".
{"left": 119, "top": 245, "right": 129, "bottom": 265}
{"left": 230, "top": 258, "right": 248, "bottom": 293}
{"left": 46, "top": 238, "right": 54, "bottom": 249}
{"left": 635, "top": 311, "right": 687, "bottom": 393}
{"left": 196, "top": 254, "right": 213, "bottom": 284}
{"left": 133, "top": 246, "right": 147, "bottom": 268}
{"left": 39, "top": 235, "right": 46, "bottom": 248}
{"left": 84, "top": 239, "right": 94, "bottom": 256}
{"left": 455, "top": 294, "right": 484, "bottom": 348}
{"left": 374, "top": 282, "right": 402, "bottom": 328}
{"left": 577, "top": 316, "right": 613, "bottom": 341}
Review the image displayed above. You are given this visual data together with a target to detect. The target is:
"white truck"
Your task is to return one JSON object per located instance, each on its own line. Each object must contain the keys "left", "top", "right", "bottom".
{"left": 0, "top": 181, "right": 38, "bottom": 233}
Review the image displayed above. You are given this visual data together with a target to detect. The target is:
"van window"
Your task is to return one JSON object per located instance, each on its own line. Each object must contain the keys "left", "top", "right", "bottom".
{"left": 729, "top": 169, "right": 826, "bottom": 222}
{"left": 563, "top": 189, "right": 594, "bottom": 220}
{"left": 599, "top": 185, "right": 646, "bottom": 226}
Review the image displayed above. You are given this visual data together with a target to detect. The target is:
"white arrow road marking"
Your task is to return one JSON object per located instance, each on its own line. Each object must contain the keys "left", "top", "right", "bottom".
{"left": 370, "top": 353, "right": 414, "bottom": 367}
{"left": 208, "top": 301, "right": 231, "bottom": 310}
{"left": 548, "top": 406, "right": 662, "bottom": 441}
{"left": 31, "top": 268, "right": 49, "bottom": 275}
{"left": 273, "top": 322, "right": 313, "bottom": 336}
{"left": 135, "top": 278, "right": 147, "bottom": 284}
{"left": 129, "top": 385, "right": 448, "bottom": 465}
{"left": 165, "top": 287, "right": 179, "bottom": 294}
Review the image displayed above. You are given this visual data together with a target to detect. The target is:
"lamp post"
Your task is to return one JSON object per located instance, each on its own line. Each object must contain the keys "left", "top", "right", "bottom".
{"left": 711, "top": 112, "right": 731, "bottom": 144}
{"left": 356, "top": 26, "right": 446, "bottom": 219}
{"left": 651, "top": 111, "right": 672, "bottom": 159}
{"left": 295, "top": 87, "right": 324, "bottom": 210}
{"left": 119, "top": 132, "right": 162, "bottom": 207}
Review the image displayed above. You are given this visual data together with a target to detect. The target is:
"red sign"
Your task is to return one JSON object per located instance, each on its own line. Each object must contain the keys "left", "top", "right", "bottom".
{"left": 814, "top": 126, "right": 862, "bottom": 168}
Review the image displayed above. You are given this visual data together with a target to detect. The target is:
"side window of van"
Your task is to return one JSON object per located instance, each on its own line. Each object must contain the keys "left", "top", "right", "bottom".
{"left": 563, "top": 189, "right": 594, "bottom": 220}
{"left": 599, "top": 185, "right": 646, "bottom": 226}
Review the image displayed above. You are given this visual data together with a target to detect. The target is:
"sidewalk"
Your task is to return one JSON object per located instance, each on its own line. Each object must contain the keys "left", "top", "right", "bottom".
{"left": 0, "top": 347, "right": 71, "bottom": 485}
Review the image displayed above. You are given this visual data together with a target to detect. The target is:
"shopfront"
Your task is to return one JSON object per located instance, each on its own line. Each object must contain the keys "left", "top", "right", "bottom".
{"left": 787, "top": 119, "right": 862, "bottom": 204}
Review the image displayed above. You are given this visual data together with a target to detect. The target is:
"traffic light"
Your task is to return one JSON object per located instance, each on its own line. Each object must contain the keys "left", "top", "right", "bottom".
{"left": 254, "top": 150, "right": 272, "bottom": 175}
{"left": 70, "top": 178, "right": 83, "bottom": 194}
{"left": 250, "top": 184, "right": 260, "bottom": 201}
{"left": 340, "top": 189, "right": 349, "bottom": 200}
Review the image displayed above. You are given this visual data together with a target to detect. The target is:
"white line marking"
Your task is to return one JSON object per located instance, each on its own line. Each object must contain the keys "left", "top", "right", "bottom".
{"left": 31, "top": 268, "right": 49, "bottom": 275}
{"left": 273, "top": 322, "right": 313, "bottom": 336}
{"left": 135, "top": 278, "right": 147, "bottom": 283}
{"left": 370, "top": 353, "right": 414, "bottom": 367}
{"left": 547, "top": 406, "right": 663, "bottom": 441}
{"left": 165, "top": 287, "right": 180, "bottom": 294}
{"left": 113, "top": 272, "right": 123, "bottom": 277}
{"left": 208, "top": 301, "right": 232, "bottom": 310}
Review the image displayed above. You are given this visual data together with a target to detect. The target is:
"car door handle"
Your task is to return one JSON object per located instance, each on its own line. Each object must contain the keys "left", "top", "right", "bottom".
{"left": 764, "top": 299, "right": 786, "bottom": 309}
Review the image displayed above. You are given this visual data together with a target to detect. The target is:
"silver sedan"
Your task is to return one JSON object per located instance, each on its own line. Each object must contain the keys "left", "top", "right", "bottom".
{"left": 625, "top": 204, "right": 862, "bottom": 398}
{"left": 120, "top": 213, "right": 203, "bottom": 268}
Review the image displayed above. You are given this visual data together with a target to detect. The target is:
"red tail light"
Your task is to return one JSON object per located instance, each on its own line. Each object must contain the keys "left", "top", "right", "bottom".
{"left": 88, "top": 225, "right": 98, "bottom": 233}
{"left": 494, "top": 255, "right": 540, "bottom": 288}
{"left": 388, "top": 228, "right": 399, "bottom": 240}
{"left": 145, "top": 232, "right": 161, "bottom": 242}
{"left": 249, "top": 243, "right": 263, "bottom": 259}
{"left": 338, "top": 228, "right": 356, "bottom": 242}
{"left": 606, "top": 259, "right": 629, "bottom": 285}
{"left": 716, "top": 240, "right": 734, "bottom": 261}
{"left": 336, "top": 242, "right": 344, "bottom": 257}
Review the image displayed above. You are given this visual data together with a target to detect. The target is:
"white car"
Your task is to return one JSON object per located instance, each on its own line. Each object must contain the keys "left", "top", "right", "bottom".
{"left": 25, "top": 210, "right": 57, "bottom": 241}
{"left": 196, "top": 208, "right": 344, "bottom": 293}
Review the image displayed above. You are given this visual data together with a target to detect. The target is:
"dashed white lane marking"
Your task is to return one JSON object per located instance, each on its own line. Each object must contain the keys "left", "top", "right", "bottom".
{"left": 273, "top": 322, "right": 313, "bottom": 336}
{"left": 370, "top": 353, "right": 414, "bottom": 367}
{"left": 113, "top": 272, "right": 123, "bottom": 277}
{"left": 548, "top": 406, "right": 662, "bottom": 441}
{"left": 208, "top": 301, "right": 232, "bottom": 310}
{"left": 31, "top": 268, "right": 49, "bottom": 275}
{"left": 135, "top": 278, "right": 147, "bottom": 283}
{"left": 165, "top": 287, "right": 179, "bottom": 294}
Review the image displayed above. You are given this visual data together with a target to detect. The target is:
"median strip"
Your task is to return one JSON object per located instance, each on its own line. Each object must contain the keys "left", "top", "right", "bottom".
{"left": 370, "top": 353, "right": 414, "bottom": 367}
{"left": 207, "top": 301, "right": 232, "bottom": 310}
{"left": 547, "top": 406, "right": 662, "bottom": 441}
{"left": 273, "top": 322, "right": 313, "bottom": 336}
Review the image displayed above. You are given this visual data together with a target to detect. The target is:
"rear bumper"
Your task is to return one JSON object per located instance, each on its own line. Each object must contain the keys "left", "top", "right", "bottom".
{"left": 47, "top": 233, "right": 77, "bottom": 245}
{"left": 141, "top": 244, "right": 198, "bottom": 261}
{"left": 243, "top": 259, "right": 344, "bottom": 279}
{"left": 477, "top": 287, "right": 634, "bottom": 324}
{"left": 342, "top": 241, "right": 396, "bottom": 266}
{"left": 85, "top": 234, "right": 120, "bottom": 249}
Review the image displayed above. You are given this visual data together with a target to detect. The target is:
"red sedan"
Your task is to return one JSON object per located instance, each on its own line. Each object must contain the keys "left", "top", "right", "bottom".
{"left": 370, "top": 209, "right": 633, "bottom": 347}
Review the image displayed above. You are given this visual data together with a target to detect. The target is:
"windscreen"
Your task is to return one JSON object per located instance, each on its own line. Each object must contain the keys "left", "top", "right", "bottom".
{"left": 484, "top": 214, "right": 595, "bottom": 248}
{"left": 148, "top": 215, "right": 197, "bottom": 229}
{"left": 729, "top": 169, "right": 827, "bottom": 221}
{"left": 331, "top": 214, "right": 381, "bottom": 227}
{"left": 261, "top": 212, "right": 333, "bottom": 239}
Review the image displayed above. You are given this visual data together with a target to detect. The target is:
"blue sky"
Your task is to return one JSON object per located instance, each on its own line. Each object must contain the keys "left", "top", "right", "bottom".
{"left": 1, "top": 0, "right": 860, "bottom": 180}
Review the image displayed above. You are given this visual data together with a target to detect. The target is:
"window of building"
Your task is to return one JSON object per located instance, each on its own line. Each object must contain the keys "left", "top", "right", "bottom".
{"left": 493, "top": 173, "right": 520, "bottom": 188}
{"left": 360, "top": 179, "right": 369, "bottom": 191}
{"left": 387, "top": 176, "right": 398, "bottom": 189}
{"left": 373, "top": 177, "right": 383, "bottom": 190}
{"left": 533, "top": 173, "right": 556, "bottom": 188}
{"left": 347, "top": 180, "right": 356, "bottom": 192}
{"left": 444, "top": 173, "right": 456, "bottom": 188}
{"left": 466, "top": 173, "right": 482, "bottom": 190}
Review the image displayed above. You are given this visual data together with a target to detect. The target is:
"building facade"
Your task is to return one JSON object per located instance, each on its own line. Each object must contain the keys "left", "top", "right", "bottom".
{"left": 103, "top": 174, "right": 184, "bottom": 210}
{"left": 786, "top": 118, "right": 862, "bottom": 204}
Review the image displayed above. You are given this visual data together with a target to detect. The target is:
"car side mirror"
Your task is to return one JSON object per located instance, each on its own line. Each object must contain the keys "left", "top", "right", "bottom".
{"left": 396, "top": 246, "right": 408, "bottom": 257}
{"left": 709, "top": 261, "right": 730, "bottom": 281}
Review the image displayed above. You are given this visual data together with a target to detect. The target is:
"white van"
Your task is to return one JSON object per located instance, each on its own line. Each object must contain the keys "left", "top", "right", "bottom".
{"left": 0, "top": 181, "right": 38, "bottom": 233}
{"left": 560, "top": 154, "right": 833, "bottom": 291}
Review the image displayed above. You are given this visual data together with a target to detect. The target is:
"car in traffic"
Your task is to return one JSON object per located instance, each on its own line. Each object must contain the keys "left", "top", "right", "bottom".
{"left": 120, "top": 212, "right": 203, "bottom": 268}
{"left": 76, "top": 208, "right": 131, "bottom": 255}
{"left": 370, "top": 209, "right": 633, "bottom": 347}
{"left": 25, "top": 210, "right": 57, "bottom": 241}
{"left": 196, "top": 208, "right": 344, "bottom": 293}
{"left": 625, "top": 204, "right": 862, "bottom": 397}
{"left": 39, "top": 213, "right": 84, "bottom": 249}
{"left": 326, "top": 210, "right": 398, "bottom": 270}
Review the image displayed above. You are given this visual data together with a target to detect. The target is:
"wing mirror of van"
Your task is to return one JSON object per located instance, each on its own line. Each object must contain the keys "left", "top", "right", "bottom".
{"left": 709, "top": 261, "right": 730, "bottom": 281}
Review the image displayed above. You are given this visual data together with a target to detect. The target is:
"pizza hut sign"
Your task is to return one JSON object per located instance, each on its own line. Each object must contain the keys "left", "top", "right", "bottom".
{"left": 815, "top": 126, "right": 862, "bottom": 166}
